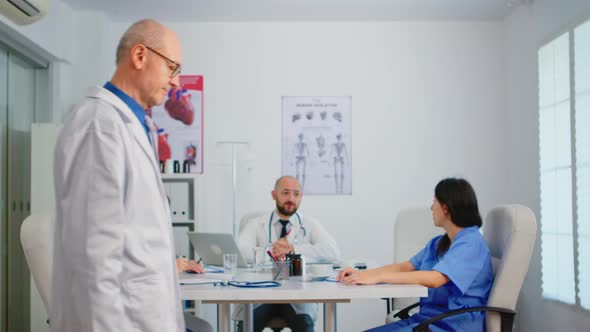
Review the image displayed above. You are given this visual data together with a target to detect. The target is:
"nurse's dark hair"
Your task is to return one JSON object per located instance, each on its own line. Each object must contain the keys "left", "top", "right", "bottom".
{"left": 434, "top": 178, "right": 482, "bottom": 257}
{"left": 116, "top": 19, "right": 167, "bottom": 65}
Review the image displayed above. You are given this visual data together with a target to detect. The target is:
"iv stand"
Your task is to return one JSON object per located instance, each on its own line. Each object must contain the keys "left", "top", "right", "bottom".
{"left": 216, "top": 141, "right": 249, "bottom": 239}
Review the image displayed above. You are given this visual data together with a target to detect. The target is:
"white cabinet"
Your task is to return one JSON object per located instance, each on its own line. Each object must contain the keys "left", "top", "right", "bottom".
{"left": 161, "top": 173, "right": 201, "bottom": 259}
{"left": 30, "top": 123, "right": 61, "bottom": 332}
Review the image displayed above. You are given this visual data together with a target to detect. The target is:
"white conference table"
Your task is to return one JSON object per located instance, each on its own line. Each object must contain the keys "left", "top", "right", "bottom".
{"left": 181, "top": 270, "right": 427, "bottom": 332}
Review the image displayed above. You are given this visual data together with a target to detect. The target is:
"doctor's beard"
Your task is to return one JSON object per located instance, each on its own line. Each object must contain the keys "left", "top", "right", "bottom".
{"left": 276, "top": 201, "right": 298, "bottom": 217}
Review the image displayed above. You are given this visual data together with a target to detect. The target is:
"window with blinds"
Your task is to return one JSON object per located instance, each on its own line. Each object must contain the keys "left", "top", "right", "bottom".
{"left": 575, "top": 19, "right": 590, "bottom": 310}
{"left": 538, "top": 18, "right": 590, "bottom": 308}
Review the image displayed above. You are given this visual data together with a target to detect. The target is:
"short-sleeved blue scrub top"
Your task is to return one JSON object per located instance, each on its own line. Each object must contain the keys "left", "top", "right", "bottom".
{"left": 366, "top": 226, "right": 493, "bottom": 332}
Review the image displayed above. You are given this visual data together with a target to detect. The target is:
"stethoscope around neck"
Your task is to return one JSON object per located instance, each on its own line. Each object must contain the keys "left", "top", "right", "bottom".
{"left": 268, "top": 211, "right": 305, "bottom": 243}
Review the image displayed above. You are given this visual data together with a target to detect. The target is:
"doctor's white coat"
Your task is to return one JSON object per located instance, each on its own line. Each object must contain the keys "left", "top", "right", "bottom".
{"left": 235, "top": 211, "right": 341, "bottom": 321}
{"left": 50, "top": 87, "right": 185, "bottom": 332}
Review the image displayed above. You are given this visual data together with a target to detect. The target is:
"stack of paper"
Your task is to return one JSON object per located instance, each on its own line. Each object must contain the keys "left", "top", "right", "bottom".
{"left": 179, "top": 272, "right": 233, "bottom": 285}
{"left": 203, "top": 265, "right": 224, "bottom": 273}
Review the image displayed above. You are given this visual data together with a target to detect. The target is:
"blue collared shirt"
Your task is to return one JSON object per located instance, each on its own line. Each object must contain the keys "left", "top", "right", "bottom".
{"left": 103, "top": 81, "right": 151, "bottom": 142}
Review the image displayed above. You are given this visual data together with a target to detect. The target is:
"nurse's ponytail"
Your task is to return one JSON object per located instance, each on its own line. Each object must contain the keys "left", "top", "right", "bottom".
{"left": 436, "top": 234, "right": 451, "bottom": 257}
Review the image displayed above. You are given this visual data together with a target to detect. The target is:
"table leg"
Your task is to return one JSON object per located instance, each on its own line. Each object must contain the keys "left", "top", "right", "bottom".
{"left": 244, "top": 303, "right": 253, "bottom": 332}
{"left": 324, "top": 302, "right": 337, "bottom": 332}
{"left": 217, "top": 303, "right": 230, "bottom": 332}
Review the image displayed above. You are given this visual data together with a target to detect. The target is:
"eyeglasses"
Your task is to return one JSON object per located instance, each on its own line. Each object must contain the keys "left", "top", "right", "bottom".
{"left": 145, "top": 45, "right": 182, "bottom": 78}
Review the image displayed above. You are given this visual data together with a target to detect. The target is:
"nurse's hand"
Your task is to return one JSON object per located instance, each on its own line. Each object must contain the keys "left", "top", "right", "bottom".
{"left": 339, "top": 269, "right": 379, "bottom": 285}
{"left": 336, "top": 267, "right": 357, "bottom": 282}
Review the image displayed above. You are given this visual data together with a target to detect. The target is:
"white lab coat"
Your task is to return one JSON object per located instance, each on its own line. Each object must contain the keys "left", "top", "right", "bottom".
{"left": 235, "top": 210, "right": 341, "bottom": 321}
{"left": 50, "top": 86, "right": 185, "bottom": 332}
{"left": 237, "top": 211, "right": 341, "bottom": 263}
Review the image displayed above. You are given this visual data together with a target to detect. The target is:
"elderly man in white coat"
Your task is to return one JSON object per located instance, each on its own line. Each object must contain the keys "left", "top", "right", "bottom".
{"left": 237, "top": 176, "right": 341, "bottom": 332}
{"left": 51, "top": 19, "right": 211, "bottom": 332}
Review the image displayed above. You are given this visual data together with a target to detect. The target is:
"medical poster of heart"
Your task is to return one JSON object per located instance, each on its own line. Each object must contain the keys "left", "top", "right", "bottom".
{"left": 149, "top": 75, "right": 204, "bottom": 174}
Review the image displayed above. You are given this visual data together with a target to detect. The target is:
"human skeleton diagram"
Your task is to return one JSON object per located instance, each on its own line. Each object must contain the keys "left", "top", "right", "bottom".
{"left": 330, "top": 133, "right": 348, "bottom": 193}
{"left": 293, "top": 133, "right": 310, "bottom": 189}
{"left": 316, "top": 134, "right": 326, "bottom": 158}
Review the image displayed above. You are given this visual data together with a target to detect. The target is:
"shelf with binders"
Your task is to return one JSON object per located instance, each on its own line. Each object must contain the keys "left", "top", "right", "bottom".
{"left": 161, "top": 173, "right": 201, "bottom": 260}
{"left": 161, "top": 172, "right": 203, "bottom": 315}
{"left": 161, "top": 173, "right": 200, "bottom": 223}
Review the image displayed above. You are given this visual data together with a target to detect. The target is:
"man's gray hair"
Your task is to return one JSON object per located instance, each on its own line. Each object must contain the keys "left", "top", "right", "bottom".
{"left": 116, "top": 19, "right": 166, "bottom": 64}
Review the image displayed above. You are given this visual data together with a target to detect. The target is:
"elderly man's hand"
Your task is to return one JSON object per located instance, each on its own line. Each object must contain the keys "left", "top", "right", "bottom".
{"left": 176, "top": 257, "right": 205, "bottom": 274}
{"left": 186, "top": 260, "right": 205, "bottom": 273}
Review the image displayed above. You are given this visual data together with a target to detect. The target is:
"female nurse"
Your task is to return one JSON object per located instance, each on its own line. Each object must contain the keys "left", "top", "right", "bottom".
{"left": 337, "top": 178, "right": 493, "bottom": 332}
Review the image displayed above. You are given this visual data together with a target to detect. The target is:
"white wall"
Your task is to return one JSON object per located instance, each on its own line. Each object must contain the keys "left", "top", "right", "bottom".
{"left": 170, "top": 20, "right": 507, "bottom": 263}
{"left": 504, "top": 0, "right": 590, "bottom": 331}
{"left": 105, "top": 20, "right": 508, "bottom": 331}
{"left": 68, "top": 11, "right": 116, "bottom": 110}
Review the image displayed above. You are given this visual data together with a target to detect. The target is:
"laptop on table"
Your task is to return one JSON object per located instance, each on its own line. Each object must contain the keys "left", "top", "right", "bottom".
{"left": 187, "top": 232, "right": 248, "bottom": 268}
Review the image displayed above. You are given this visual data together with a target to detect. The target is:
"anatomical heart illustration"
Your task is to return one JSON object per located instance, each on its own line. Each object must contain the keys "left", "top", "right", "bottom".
{"left": 151, "top": 75, "right": 204, "bottom": 173}
{"left": 165, "top": 88, "right": 195, "bottom": 125}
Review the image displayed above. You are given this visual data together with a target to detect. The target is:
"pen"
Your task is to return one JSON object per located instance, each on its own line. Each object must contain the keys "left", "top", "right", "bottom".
{"left": 197, "top": 257, "right": 203, "bottom": 264}
{"left": 267, "top": 250, "right": 279, "bottom": 263}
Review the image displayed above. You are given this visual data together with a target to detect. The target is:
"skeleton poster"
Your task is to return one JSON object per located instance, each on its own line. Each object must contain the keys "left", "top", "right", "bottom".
{"left": 282, "top": 96, "right": 352, "bottom": 195}
{"left": 150, "top": 75, "right": 204, "bottom": 174}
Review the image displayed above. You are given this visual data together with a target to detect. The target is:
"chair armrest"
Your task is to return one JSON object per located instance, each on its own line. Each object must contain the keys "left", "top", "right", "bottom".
{"left": 412, "top": 306, "right": 516, "bottom": 332}
{"left": 380, "top": 298, "right": 393, "bottom": 314}
{"left": 394, "top": 302, "right": 420, "bottom": 320}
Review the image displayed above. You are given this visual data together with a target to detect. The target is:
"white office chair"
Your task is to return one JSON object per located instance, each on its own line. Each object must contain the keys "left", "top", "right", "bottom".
{"left": 399, "top": 204, "right": 537, "bottom": 332}
{"left": 20, "top": 214, "right": 54, "bottom": 322}
{"left": 20, "top": 213, "right": 212, "bottom": 332}
{"left": 385, "top": 208, "right": 443, "bottom": 323}
{"left": 238, "top": 210, "right": 267, "bottom": 234}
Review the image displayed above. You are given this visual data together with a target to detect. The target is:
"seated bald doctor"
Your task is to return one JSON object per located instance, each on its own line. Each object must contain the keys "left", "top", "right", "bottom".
{"left": 237, "top": 175, "right": 341, "bottom": 332}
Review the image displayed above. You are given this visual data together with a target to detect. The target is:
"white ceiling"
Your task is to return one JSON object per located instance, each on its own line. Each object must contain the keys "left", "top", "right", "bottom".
{"left": 60, "top": 0, "right": 531, "bottom": 22}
